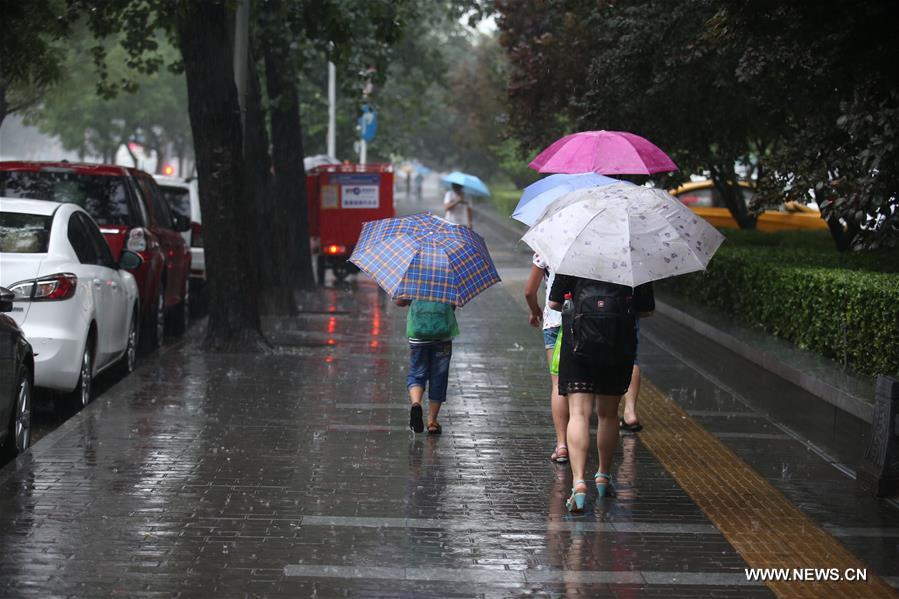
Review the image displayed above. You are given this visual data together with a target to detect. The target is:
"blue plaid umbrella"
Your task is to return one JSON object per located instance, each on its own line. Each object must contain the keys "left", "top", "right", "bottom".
{"left": 349, "top": 213, "right": 501, "bottom": 306}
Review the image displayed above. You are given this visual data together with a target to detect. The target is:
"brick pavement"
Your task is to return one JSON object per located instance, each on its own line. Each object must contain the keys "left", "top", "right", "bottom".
{"left": 0, "top": 191, "right": 895, "bottom": 597}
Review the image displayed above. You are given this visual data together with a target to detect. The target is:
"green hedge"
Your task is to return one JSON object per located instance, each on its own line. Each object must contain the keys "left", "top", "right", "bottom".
{"left": 661, "top": 246, "right": 899, "bottom": 376}
{"left": 714, "top": 230, "right": 898, "bottom": 273}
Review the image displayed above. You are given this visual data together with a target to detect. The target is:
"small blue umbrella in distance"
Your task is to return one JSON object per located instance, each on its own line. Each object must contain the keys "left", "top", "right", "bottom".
{"left": 441, "top": 171, "right": 490, "bottom": 197}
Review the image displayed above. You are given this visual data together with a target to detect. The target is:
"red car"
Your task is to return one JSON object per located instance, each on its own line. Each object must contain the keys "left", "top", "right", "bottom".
{"left": 0, "top": 162, "right": 191, "bottom": 350}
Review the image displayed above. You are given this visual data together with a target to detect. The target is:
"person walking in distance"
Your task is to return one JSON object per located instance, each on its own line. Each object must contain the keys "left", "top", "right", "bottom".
{"left": 443, "top": 183, "right": 472, "bottom": 228}
{"left": 525, "top": 253, "right": 568, "bottom": 463}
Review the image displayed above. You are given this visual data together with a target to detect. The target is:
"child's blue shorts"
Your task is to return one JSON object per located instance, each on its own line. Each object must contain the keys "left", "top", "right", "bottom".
{"left": 407, "top": 341, "right": 452, "bottom": 402}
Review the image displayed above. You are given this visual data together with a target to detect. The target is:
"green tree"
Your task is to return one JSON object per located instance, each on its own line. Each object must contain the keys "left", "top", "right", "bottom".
{"left": 0, "top": 0, "right": 75, "bottom": 127}
{"left": 70, "top": 0, "right": 266, "bottom": 352}
{"left": 712, "top": 0, "right": 899, "bottom": 248}
{"left": 26, "top": 32, "right": 192, "bottom": 169}
{"left": 445, "top": 33, "right": 508, "bottom": 180}
{"left": 63, "top": 0, "right": 471, "bottom": 349}
{"left": 496, "top": 0, "right": 770, "bottom": 228}
{"left": 296, "top": 1, "right": 495, "bottom": 168}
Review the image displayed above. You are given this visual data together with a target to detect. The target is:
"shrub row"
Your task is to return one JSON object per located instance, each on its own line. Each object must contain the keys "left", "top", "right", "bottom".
{"left": 660, "top": 246, "right": 899, "bottom": 377}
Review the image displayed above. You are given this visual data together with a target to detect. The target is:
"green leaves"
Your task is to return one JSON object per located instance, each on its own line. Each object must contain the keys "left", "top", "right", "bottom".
{"left": 662, "top": 236, "right": 899, "bottom": 376}
{"left": 496, "top": 0, "right": 899, "bottom": 245}
{"left": 0, "top": 0, "right": 77, "bottom": 123}
{"left": 24, "top": 30, "right": 190, "bottom": 166}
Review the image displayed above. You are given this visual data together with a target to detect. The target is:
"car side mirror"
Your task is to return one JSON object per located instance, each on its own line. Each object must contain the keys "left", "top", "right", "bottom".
{"left": 172, "top": 213, "right": 191, "bottom": 232}
{"left": 0, "top": 287, "right": 14, "bottom": 313}
{"left": 119, "top": 249, "right": 143, "bottom": 270}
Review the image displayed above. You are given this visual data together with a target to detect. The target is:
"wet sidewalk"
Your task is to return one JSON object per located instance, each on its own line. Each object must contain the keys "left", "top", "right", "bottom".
{"left": 0, "top": 192, "right": 897, "bottom": 597}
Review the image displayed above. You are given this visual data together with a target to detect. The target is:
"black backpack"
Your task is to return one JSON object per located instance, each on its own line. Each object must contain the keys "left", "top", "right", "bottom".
{"left": 562, "top": 278, "right": 637, "bottom": 364}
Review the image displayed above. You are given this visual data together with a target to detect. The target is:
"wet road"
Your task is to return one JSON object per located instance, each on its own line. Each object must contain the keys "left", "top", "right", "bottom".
{"left": 0, "top": 189, "right": 896, "bottom": 597}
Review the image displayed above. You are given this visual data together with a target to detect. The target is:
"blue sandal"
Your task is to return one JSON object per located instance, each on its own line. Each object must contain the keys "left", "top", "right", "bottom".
{"left": 566, "top": 480, "right": 587, "bottom": 513}
{"left": 595, "top": 472, "right": 615, "bottom": 498}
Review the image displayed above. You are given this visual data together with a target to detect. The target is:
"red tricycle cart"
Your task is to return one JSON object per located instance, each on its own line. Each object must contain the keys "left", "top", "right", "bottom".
{"left": 306, "top": 163, "right": 395, "bottom": 284}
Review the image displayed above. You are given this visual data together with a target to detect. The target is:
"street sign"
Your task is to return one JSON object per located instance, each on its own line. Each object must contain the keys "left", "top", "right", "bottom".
{"left": 359, "top": 104, "right": 377, "bottom": 143}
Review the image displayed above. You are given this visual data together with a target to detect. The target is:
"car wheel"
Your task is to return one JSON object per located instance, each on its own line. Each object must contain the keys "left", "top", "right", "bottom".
{"left": 168, "top": 281, "right": 189, "bottom": 336}
{"left": 2, "top": 364, "right": 31, "bottom": 459}
{"left": 71, "top": 336, "right": 94, "bottom": 408}
{"left": 141, "top": 283, "right": 165, "bottom": 352}
{"left": 116, "top": 309, "right": 138, "bottom": 376}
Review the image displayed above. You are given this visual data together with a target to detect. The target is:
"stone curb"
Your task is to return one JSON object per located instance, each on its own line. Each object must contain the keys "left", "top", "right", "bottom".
{"left": 655, "top": 300, "right": 874, "bottom": 423}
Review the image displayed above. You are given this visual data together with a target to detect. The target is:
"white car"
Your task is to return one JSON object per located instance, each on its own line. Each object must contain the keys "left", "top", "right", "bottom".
{"left": 0, "top": 198, "right": 142, "bottom": 406}
{"left": 153, "top": 176, "right": 205, "bottom": 305}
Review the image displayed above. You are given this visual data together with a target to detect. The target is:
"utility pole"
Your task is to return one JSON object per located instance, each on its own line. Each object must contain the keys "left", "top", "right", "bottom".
{"left": 327, "top": 62, "right": 336, "bottom": 158}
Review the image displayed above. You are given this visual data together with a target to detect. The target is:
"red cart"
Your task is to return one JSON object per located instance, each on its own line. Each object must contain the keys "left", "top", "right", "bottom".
{"left": 306, "top": 163, "right": 395, "bottom": 283}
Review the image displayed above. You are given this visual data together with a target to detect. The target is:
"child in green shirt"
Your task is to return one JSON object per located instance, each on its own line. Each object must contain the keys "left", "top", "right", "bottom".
{"left": 394, "top": 299, "right": 459, "bottom": 434}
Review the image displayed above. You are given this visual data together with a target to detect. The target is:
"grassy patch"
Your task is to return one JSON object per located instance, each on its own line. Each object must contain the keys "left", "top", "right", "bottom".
{"left": 487, "top": 181, "right": 522, "bottom": 218}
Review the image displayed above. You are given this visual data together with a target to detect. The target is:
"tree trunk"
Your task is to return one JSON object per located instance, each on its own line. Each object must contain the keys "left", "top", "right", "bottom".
{"left": 175, "top": 1, "right": 267, "bottom": 353}
{"left": 262, "top": 0, "right": 315, "bottom": 290}
{"left": 246, "top": 48, "right": 296, "bottom": 316}
{"left": 811, "top": 189, "right": 857, "bottom": 251}
{"left": 710, "top": 164, "right": 756, "bottom": 229}
{"left": 0, "top": 85, "right": 7, "bottom": 130}
{"left": 124, "top": 139, "right": 139, "bottom": 167}
{"left": 148, "top": 130, "right": 165, "bottom": 174}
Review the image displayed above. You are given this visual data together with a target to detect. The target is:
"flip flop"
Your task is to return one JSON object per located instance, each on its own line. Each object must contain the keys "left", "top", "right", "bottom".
{"left": 410, "top": 404, "right": 424, "bottom": 433}
{"left": 619, "top": 416, "right": 643, "bottom": 433}
{"left": 427, "top": 422, "right": 442, "bottom": 435}
{"left": 551, "top": 445, "right": 569, "bottom": 463}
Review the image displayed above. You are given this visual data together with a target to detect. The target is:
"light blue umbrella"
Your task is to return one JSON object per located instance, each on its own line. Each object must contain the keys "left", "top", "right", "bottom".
{"left": 512, "top": 172, "right": 623, "bottom": 226}
{"left": 441, "top": 171, "right": 490, "bottom": 197}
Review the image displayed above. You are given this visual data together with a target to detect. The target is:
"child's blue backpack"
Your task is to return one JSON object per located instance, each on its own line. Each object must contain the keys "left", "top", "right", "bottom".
{"left": 407, "top": 300, "right": 459, "bottom": 340}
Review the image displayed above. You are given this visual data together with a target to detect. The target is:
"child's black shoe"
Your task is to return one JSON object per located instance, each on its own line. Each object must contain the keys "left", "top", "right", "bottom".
{"left": 409, "top": 404, "right": 424, "bottom": 433}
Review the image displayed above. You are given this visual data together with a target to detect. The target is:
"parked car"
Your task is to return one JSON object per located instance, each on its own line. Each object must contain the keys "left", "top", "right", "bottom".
{"left": 0, "top": 287, "right": 33, "bottom": 459}
{"left": 0, "top": 162, "right": 191, "bottom": 350}
{"left": 0, "top": 198, "right": 142, "bottom": 406}
{"left": 670, "top": 180, "right": 829, "bottom": 232}
{"left": 153, "top": 175, "right": 205, "bottom": 310}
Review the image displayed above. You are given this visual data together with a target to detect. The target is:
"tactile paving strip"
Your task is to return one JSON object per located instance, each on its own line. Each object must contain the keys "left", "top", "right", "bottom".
{"left": 637, "top": 379, "right": 897, "bottom": 598}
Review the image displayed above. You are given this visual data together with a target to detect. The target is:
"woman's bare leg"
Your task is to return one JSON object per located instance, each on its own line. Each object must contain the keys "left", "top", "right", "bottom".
{"left": 567, "top": 392, "right": 594, "bottom": 485}
{"left": 595, "top": 394, "right": 623, "bottom": 478}
{"left": 622, "top": 365, "right": 641, "bottom": 426}
{"left": 546, "top": 348, "right": 568, "bottom": 448}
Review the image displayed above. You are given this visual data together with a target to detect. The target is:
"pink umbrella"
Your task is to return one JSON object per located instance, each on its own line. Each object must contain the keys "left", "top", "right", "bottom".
{"left": 529, "top": 130, "right": 678, "bottom": 175}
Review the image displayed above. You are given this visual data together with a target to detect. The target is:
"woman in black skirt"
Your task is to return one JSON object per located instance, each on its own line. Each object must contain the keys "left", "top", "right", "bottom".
{"left": 548, "top": 274, "right": 654, "bottom": 512}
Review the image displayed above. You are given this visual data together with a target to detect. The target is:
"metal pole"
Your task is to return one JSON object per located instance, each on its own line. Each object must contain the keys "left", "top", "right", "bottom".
{"left": 360, "top": 139, "right": 367, "bottom": 165}
{"left": 233, "top": 0, "right": 249, "bottom": 135}
{"left": 327, "top": 62, "right": 336, "bottom": 158}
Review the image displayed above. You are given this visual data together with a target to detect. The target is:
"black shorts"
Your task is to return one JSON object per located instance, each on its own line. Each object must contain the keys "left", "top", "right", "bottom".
{"left": 557, "top": 337, "right": 634, "bottom": 396}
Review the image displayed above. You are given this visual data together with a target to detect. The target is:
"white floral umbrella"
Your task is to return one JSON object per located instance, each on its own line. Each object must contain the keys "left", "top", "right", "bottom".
{"left": 521, "top": 183, "right": 725, "bottom": 287}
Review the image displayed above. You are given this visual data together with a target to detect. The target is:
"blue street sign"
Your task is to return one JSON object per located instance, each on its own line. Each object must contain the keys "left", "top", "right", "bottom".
{"left": 359, "top": 104, "right": 377, "bottom": 142}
